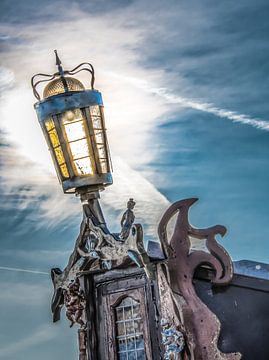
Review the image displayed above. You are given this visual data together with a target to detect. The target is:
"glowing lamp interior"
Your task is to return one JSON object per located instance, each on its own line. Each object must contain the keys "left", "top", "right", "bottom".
{"left": 44, "top": 105, "right": 109, "bottom": 180}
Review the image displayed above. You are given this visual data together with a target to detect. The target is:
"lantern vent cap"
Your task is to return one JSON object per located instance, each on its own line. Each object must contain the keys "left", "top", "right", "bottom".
{"left": 43, "top": 77, "right": 85, "bottom": 98}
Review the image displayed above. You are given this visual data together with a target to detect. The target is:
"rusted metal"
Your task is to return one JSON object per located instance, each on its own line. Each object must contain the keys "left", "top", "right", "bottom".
{"left": 157, "top": 198, "right": 241, "bottom": 360}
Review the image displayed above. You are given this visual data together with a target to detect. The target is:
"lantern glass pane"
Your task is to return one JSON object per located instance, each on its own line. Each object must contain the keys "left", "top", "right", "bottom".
{"left": 45, "top": 118, "right": 55, "bottom": 131}
{"left": 92, "top": 116, "right": 102, "bottom": 129}
{"left": 74, "top": 157, "right": 93, "bottom": 175}
{"left": 100, "top": 159, "right": 107, "bottom": 173}
{"left": 69, "top": 139, "right": 89, "bottom": 159}
{"left": 96, "top": 144, "right": 106, "bottom": 159}
{"left": 64, "top": 121, "right": 85, "bottom": 142}
{"left": 94, "top": 130, "right": 103, "bottom": 144}
{"left": 62, "top": 109, "right": 83, "bottom": 124}
{"left": 44, "top": 117, "right": 69, "bottom": 179}
{"left": 88, "top": 105, "right": 109, "bottom": 174}
{"left": 90, "top": 106, "right": 102, "bottom": 129}
{"left": 61, "top": 109, "right": 96, "bottom": 176}
{"left": 54, "top": 146, "right": 65, "bottom": 165}
{"left": 60, "top": 164, "right": 69, "bottom": 178}
{"left": 90, "top": 105, "right": 101, "bottom": 117}
{"left": 48, "top": 128, "right": 60, "bottom": 148}
{"left": 115, "top": 297, "right": 146, "bottom": 360}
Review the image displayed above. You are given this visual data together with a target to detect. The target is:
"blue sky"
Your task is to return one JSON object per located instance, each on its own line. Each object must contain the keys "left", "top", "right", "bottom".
{"left": 1, "top": 0, "right": 269, "bottom": 358}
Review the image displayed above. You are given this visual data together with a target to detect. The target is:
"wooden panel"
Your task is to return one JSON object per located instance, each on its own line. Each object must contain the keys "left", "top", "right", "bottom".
{"left": 93, "top": 271, "right": 158, "bottom": 360}
{"left": 106, "top": 287, "right": 151, "bottom": 359}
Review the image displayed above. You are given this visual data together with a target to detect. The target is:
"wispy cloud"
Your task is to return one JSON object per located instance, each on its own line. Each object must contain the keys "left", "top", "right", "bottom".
{"left": 0, "top": 66, "right": 15, "bottom": 93}
{"left": 0, "top": 1, "right": 267, "bottom": 248}
{"left": 0, "top": 6, "right": 171, "bottom": 238}
{"left": 0, "top": 139, "right": 169, "bottom": 240}
{"left": 0, "top": 141, "right": 81, "bottom": 228}
{"left": 152, "top": 86, "right": 269, "bottom": 131}
{"left": 102, "top": 156, "right": 170, "bottom": 240}
{"left": 109, "top": 73, "right": 269, "bottom": 132}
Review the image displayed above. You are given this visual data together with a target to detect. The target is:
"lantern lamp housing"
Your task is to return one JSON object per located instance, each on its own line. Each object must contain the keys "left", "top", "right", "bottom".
{"left": 32, "top": 51, "right": 113, "bottom": 194}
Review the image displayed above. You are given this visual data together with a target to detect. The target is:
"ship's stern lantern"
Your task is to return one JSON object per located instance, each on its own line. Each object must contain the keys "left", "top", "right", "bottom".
{"left": 31, "top": 50, "right": 112, "bottom": 193}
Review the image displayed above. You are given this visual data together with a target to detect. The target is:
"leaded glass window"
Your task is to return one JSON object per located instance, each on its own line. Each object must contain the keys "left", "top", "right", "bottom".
{"left": 44, "top": 117, "right": 69, "bottom": 178}
{"left": 61, "top": 109, "right": 95, "bottom": 176}
{"left": 115, "top": 297, "right": 146, "bottom": 360}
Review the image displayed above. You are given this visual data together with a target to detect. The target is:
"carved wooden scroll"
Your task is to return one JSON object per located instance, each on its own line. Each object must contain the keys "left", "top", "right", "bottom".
{"left": 157, "top": 198, "right": 241, "bottom": 360}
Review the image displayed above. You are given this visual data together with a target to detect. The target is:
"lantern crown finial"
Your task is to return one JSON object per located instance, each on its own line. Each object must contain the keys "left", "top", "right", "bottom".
{"left": 31, "top": 52, "right": 95, "bottom": 101}
{"left": 54, "top": 49, "right": 64, "bottom": 76}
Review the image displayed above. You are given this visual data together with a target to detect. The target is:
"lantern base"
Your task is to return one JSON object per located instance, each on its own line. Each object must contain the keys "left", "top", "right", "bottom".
{"left": 62, "top": 173, "right": 113, "bottom": 194}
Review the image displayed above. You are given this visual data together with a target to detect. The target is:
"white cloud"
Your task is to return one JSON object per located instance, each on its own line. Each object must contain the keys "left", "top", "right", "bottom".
{"left": 0, "top": 2, "right": 267, "bottom": 244}
{"left": 0, "top": 140, "right": 169, "bottom": 241}
{"left": 152, "top": 86, "right": 269, "bottom": 131}
{"left": 101, "top": 156, "right": 170, "bottom": 239}
{"left": 0, "top": 141, "right": 81, "bottom": 228}
{"left": 110, "top": 73, "right": 269, "bottom": 132}
{"left": 0, "top": 67, "right": 15, "bottom": 92}
{"left": 0, "top": 6, "right": 172, "bottom": 239}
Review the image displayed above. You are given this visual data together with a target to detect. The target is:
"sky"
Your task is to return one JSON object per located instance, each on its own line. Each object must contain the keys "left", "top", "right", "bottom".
{"left": 1, "top": 0, "right": 269, "bottom": 358}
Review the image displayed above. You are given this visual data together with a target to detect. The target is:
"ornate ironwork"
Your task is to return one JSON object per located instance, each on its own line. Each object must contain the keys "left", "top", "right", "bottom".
{"left": 50, "top": 196, "right": 153, "bottom": 359}
{"left": 157, "top": 198, "right": 241, "bottom": 360}
{"left": 31, "top": 50, "right": 95, "bottom": 100}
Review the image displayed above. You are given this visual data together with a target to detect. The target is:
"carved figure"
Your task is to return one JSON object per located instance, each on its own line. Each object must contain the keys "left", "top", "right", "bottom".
{"left": 120, "top": 198, "right": 136, "bottom": 240}
{"left": 64, "top": 279, "right": 86, "bottom": 328}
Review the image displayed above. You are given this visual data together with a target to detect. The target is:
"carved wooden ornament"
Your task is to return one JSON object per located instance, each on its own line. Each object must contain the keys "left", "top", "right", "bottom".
{"left": 158, "top": 198, "right": 242, "bottom": 360}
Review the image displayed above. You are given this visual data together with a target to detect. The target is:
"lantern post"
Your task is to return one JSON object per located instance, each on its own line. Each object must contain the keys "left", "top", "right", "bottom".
{"left": 31, "top": 51, "right": 152, "bottom": 360}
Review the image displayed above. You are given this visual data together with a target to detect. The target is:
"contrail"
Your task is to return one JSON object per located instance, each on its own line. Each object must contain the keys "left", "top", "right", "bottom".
{"left": 0, "top": 266, "right": 49, "bottom": 275}
{"left": 108, "top": 72, "right": 269, "bottom": 132}
{"left": 151, "top": 87, "right": 269, "bottom": 132}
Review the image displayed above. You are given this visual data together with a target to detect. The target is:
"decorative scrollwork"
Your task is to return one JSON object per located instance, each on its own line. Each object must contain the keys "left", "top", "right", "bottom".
{"left": 51, "top": 198, "right": 153, "bottom": 324}
{"left": 157, "top": 198, "right": 241, "bottom": 360}
{"left": 31, "top": 50, "right": 95, "bottom": 100}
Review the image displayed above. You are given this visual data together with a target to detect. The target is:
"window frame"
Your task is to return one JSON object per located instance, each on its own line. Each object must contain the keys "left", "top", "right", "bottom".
{"left": 107, "top": 288, "right": 151, "bottom": 359}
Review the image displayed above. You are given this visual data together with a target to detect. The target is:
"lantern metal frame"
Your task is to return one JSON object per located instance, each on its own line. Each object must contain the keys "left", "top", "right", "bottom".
{"left": 31, "top": 50, "right": 95, "bottom": 101}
